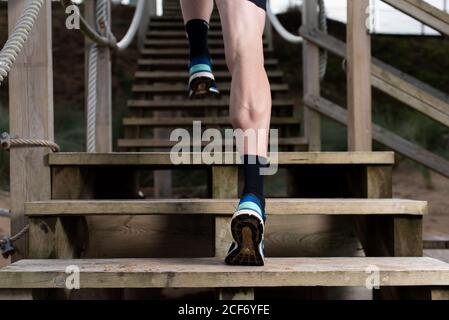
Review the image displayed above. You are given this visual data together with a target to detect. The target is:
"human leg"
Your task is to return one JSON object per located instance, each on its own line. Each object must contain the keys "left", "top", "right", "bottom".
{"left": 215, "top": 0, "right": 272, "bottom": 266}
{"left": 180, "top": 0, "right": 220, "bottom": 98}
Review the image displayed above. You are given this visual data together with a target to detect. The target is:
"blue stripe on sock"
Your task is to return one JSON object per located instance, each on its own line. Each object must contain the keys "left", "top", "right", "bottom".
{"left": 189, "top": 63, "right": 212, "bottom": 76}
{"left": 239, "top": 194, "right": 265, "bottom": 220}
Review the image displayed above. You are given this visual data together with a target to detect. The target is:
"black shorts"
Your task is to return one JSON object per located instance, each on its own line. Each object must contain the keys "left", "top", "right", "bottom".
{"left": 248, "top": 0, "right": 266, "bottom": 11}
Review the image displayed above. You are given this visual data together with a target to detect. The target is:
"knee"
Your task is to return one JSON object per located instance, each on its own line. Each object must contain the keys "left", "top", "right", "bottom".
{"left": 230, "top": 103, "right": 269, "bottom": 130}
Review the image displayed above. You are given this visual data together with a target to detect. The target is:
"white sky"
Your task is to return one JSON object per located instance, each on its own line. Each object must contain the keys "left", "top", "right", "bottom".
{"left": 271, "top": 0, "right": 448, "bottom": 35}
{"left": 112, "top": 0, "right": 449, "bottom": 35}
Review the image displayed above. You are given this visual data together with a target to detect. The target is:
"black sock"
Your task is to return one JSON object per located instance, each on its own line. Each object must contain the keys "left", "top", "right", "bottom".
{"left": 242, "top": 155, "right": 267, "bottom": 209}
{"left": 185, "top": 19, "right": 211, "bottom": 65}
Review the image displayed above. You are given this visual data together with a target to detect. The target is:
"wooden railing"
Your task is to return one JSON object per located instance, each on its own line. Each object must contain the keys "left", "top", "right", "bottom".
{"left": 383, "top": 0, "right": 449, "bottom": 36}
{"left": 301, "top": 0, "right": 449, "bottom": 178}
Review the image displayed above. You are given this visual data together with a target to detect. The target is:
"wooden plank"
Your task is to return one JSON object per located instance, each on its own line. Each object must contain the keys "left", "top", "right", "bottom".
{"left": 299, "top": 28, "right": 449, "bottom": 127}
{"left": 8, "top": 0, "right": 54, "bottom": 261}
{"left": 135, "top": 70, "right": 283, "bottom": 80}
{"left": 144, "top": 39, "right": 268, "bottom": 47}
{"left": 1, "top": 257, "right": 449, "bottom": 288}
{"left": 48, "top": 152, "right": 395, "bottom": 166}
{"left": 138, "top": 58, "right": 277, "bottom": 67}
{"left": 85, "top": 1, "right": 112, "bottom": 152}
{"left": 132, "top": 83, "right": 289, "bottom": 94}
{"left": 302, "top": 0, "right": 321, "bottom": 151}
{"left": 0, "top": 289, "right": 33, "bottom": 300}
{"left": 147, "top": 22, "right": 223, "bottom": 30}
{"left": 211, "top": 166, "right": 238, "bottom": 258}
{"left": 29, "top": 167, "right": 89, "bottom": 260}
{"left": 123, "top": 117, "right": 298, "bottom": 127}
{"left": 24, "top": 198, "right": 427, "bottom": 216}
{"left": 151, "top": 16, "right": 221, "bottom": 22}
{"left": 304, "top": 95, "right": 449, "bottom": 178}
{"left": 431, "top": 288, "right": 449, "bottom": 300}
{"left": 347, "top": 0, "right": 372, "bottom": 151}
{"left": 117, "top": 137, "right": 307, "bottom": 148}
{"left": 382, "top": 0, "right": 449, "bottom": 36}
{"left": 127, "top": 99, "right": 293, "bottom": 110}
{"left": 146, "top": 30, "right": 225, "bottom": 38}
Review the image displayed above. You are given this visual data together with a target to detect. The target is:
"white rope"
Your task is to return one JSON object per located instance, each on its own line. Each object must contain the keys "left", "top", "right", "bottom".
{"left": 86, "top": 44, "right": 99, "bottom": 153}
{"left": 117, "top": 0, "right": 146, "bottom": 51}
{"left": 318, "top": 0, "right": 328, "bottom": 79}
{"left": 0, "top": 0, "right": 45, "bottom": 85}
{"left": 266, "top": 0, "right": 303, "bottom": 43}
{"left": 266, "top": 0, "right": 328, "bottom": 79}
{"left": 86, "top": 0, "right": 110, "bottom": 153}
{"left": 61, "top": 0, "right": 116, "bottom": 47}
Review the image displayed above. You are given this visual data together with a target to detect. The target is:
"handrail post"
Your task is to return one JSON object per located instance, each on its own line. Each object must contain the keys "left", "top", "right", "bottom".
{"left": 302, "top": 0, "right": 321, "bottom": 151}
{"left": 138, "top": 0, "right": 157, "bottom": 50}
{"left": 8, "top": 0, "right": 54, "bottom": 260}
{"left": 347, "top": 0, "right": 372, "bottom": 151}
{"left": 85, "top": 0, "right": 112, "bottom": 153}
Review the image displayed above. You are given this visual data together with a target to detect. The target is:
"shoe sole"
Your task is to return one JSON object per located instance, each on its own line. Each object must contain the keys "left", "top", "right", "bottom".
{"left": 189, "top": 77, "right": 220, "bottom": 99}
{"left": 225, "top": 213, "right": 264, "bottom": 266}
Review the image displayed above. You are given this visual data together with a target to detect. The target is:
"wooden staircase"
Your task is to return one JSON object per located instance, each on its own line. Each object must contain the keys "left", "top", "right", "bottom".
{"left": 119, "top": 0, "right": 306, "bottom": 152}
{"left": 2, "top": 1, "right": 449, "bottom": 300}
{"left": 1, "top": 151, "right": 449, "bottom": 299}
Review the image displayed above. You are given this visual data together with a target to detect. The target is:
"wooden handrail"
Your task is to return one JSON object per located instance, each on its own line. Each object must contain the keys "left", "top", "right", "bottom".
{"left": 300, "top": 27, "right": 449, "bottom": 128}
{"left": 382, "top": 0, "right": 449, "bottom": 36}
{"left": 304, "top": 95, "right": 449, "bottom": 178}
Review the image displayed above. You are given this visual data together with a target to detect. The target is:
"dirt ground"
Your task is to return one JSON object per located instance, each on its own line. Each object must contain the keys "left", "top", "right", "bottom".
{"left": 393, "top": 164, "right": 449, "bottom": 241}
{"left": 0, "top": 163, "right": 448, "bottom": 268}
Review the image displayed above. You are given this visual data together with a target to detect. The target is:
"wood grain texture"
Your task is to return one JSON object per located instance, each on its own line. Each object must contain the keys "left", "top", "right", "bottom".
{"left": 347, "top": 0, "right": 372, "bottom": 151}
{"left": 123, "top": 116, "right": 298, "bottom": 127}
{"left": 8, "top": 0, "right": 54, "bottom": 261}
{"left": 24, "top": 199, "right": 427, "bottom": 217}
{"left": 299, "top": 29, "right": 449, "bottom": 128}
{"left": 134, "top": 70, "right": 283, "bottom": 81}
{"left": 117, "top": 137, "right": 307, "bottom": 149}
{"left": 302, "top": 0, "right": 321, "bottom": 150}
{"left": 304, "top": 95, "right": 449, "bottom": 178}
{"left": 132, "top": 83, "right": 288, "bottom": 94}
{"left": 127, "top": 99, "right": 293, "bottom": 110}
{"left": 1, "top": 257, "right": 449, "bottom": 289}
{"left": 48, "top": 152, "right": 394, "bottom": 166}
{"left": 211, "top": 166, "right": 238, "bottom": 258}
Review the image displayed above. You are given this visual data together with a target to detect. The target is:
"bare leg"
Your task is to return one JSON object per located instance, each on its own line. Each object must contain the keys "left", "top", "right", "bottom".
{"left": 180, "top": 0, "right": 214, "bottom": 23}
{"left": 215, "top": 0, "right": 272, "bottom": 157}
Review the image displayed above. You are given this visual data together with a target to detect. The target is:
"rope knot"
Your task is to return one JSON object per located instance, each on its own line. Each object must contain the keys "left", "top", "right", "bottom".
{"left": 1, "top": 132, "right": 60, "bottom": 153}
{"left": 0, "top": 132, "right": 13, "bottom": 150}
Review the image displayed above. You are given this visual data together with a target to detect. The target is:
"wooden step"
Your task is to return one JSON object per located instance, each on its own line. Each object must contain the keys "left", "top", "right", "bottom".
{"left": 1, "top": 257, "right": 448, "bottom": 289}
{"left": 144, "top": 39, "right": 269, "bottom": 48}
{"left": 146, "top": 30, "right": 224, "bottom": 38}
{"left": 122, "top": 116, "right": 299, "bottom": 127}
{"left": 151, "top": 16, "right": 221, "bottom": 23}
{"left": 127, "top": 99, "right": 294, "bottom": 110}
{"left": 47, "top": 152, "right": 395, "bottom": 166}
{"left": 139, "top": 48, "right": 275, "bottom": 58}
{"left": 137, "top": 58, "right": 278, "bottom": 68}
{"left": 25, "top": 199, "right": 427, "bottom": 217}
{"left": 132, "top": 83, "right": 289, "bottom": 94}
{"left": 148, "top": 22, "right": 223, "bottom": 30}
{"left": 117, "top": 137, "right": 307, "bottom": 149}
{"left": 135, "top": 70, "right": 284, "bottom": 81}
